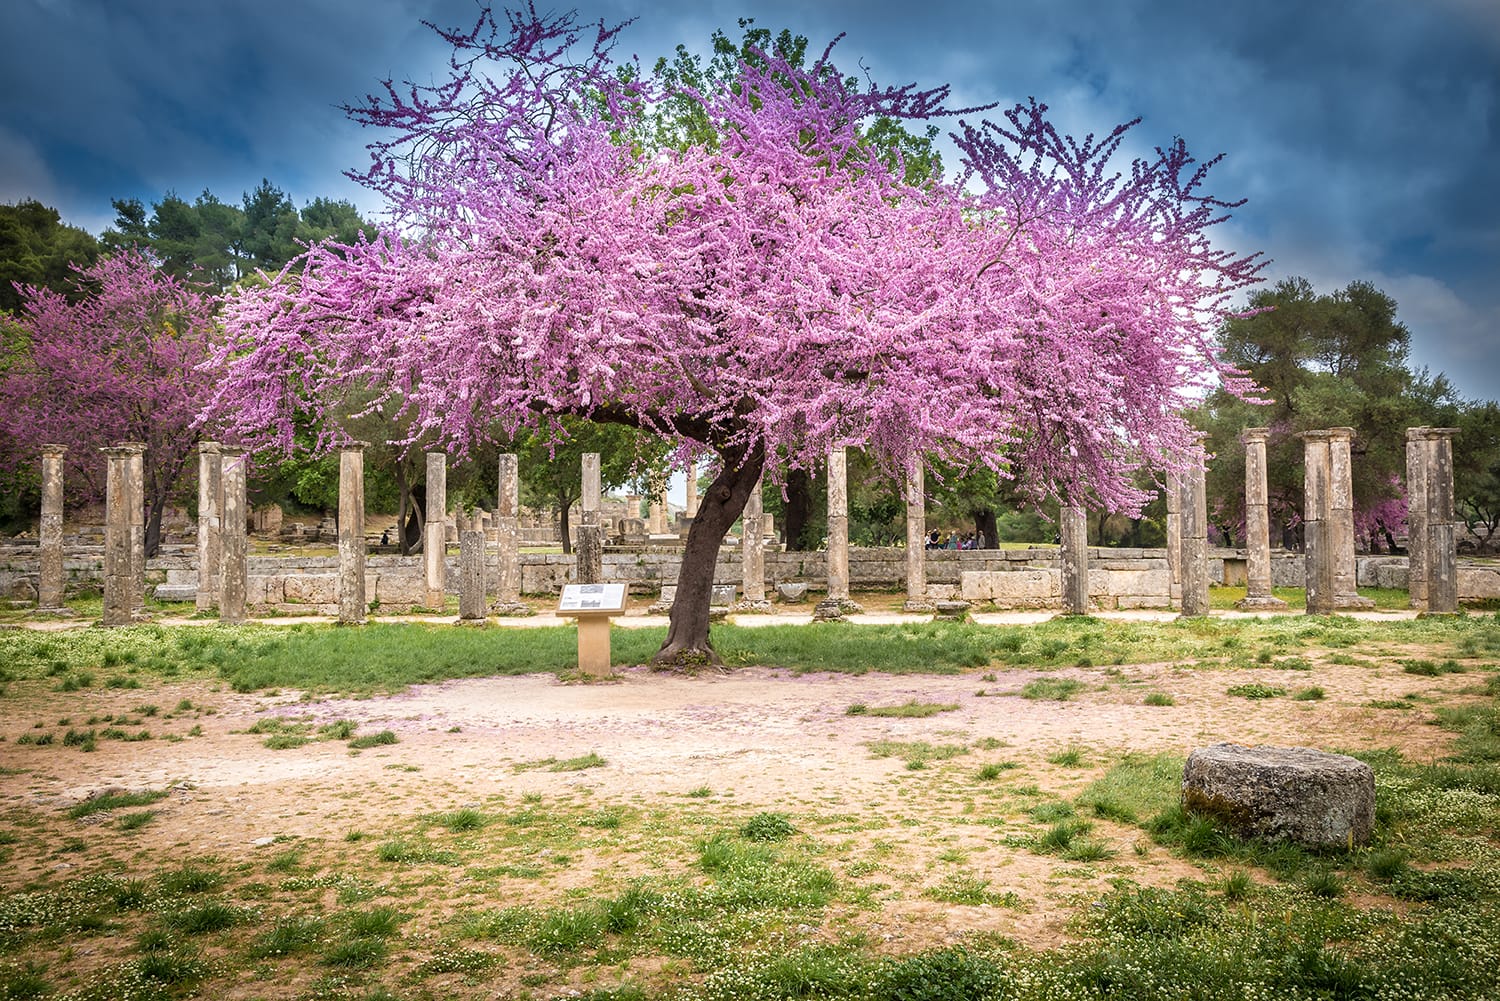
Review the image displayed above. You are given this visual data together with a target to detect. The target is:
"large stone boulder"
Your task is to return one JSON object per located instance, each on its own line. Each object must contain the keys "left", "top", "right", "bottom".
{"left": 1182, "top": 743, "right": 1375, "bottom": 848}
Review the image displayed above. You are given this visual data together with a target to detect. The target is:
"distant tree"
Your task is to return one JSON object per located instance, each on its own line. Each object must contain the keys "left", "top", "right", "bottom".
{"left": 1198, "top": 277, "right": 1448, "bottom": 550}
{"left": 0, "top": 250, "right": 222, "bottom": 555}
{"left": 240, "top": 179, "right": 304, "bottom": 274}
{"left": 1455, "top": 400, "right": 1500, "bottom": 553}
{"left": 0, "top": 200, "right": 101, "bottom": 312}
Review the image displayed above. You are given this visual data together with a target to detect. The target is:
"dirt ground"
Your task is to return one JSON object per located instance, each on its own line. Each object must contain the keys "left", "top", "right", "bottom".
{"left": 3, "top": 620, "right": 1473, "bottom": 955}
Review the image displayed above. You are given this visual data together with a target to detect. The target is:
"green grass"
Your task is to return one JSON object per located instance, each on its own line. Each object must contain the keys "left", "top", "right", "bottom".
{"left": 845, "top": 699, "right": 960, "bottom": 717}
{"left": 1021, "top": 678, "right": 1085, "bottom": 701}
{"left": 1227, "top": 683, "right": 1287, "bottom": 699}
{"left": 348, "top": 730, "right": 398, "bottom": 749}
{"left": 1143, "top": 691, "right": 1175, "bottom": 706}
{"left": 66, "top": 788, "right": 169, "bottom": 819}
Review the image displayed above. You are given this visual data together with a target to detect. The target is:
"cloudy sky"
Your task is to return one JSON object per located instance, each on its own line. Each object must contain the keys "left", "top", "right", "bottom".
{"left": 4, "top": 0, "right": 1498, "bottom": 401}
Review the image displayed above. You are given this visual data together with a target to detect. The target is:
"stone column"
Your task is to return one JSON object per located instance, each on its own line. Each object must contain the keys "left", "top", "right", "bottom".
{"left": 1408, "top": 427, "right": 1460, "bottom": 614}
{"left": 1406, "top": 428, "right": 1429, "bottom": 612}
{"left": 1165, "top": 471, "right": 1183, "bottom": 610}
{"left": 493, "top": 452, "right": 530, "bottom": 615}
{"left": 1059, "top": 501, "right": 1090, "bottom": 615}
{"left": 685, "top": 460, "right": 699, "bottom": 519}
{"left": 903, "top": 454, "right": 932, "bottom": 612}
{"left": 736, "top": 474, "right": 771, "bottom": 611}
{"left": 219, "top": 447, "right": 247, "bottom": 625}
{"left": 338, "top": 442, "right": 368, "bottom": 624}
{"left": 576, "top": 452, "right": 603, "bottom": 584}
{"left": 125, "top": 443, "right": 146, "bottom": 615}
{"left": 816, "top": 445, "right": 861, "bottom": 618}
{"left": 101, "top": 446, "right": 134, "bottom": 626}
{"left": 1328, "top": 428, "right": 1373, "bottom": 609}
{"left": 457, "top": 510, "right": 488, "bottom": 622}
{"left": 647, "top": 470, "right": 667, "bottom": 534}
{"left": 1302, "top": 431, "right": 1336, "bottom": 614}
{"left": 38, "top": 445, "right": 68, "bottom": 612}
{"left": 424, "top": 450, "right": 447, "bottom": 609}
{"left": 1179, "top": 453, "right": 1210, "bottom": 617}
{"left": 195, "top": 442, "right": 223, "bottom": 613}
{"left": 1237, "top": 429, "right": 1286, "bottom": 610}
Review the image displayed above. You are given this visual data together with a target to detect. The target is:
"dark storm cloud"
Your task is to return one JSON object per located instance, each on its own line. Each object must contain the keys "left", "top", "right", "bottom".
{"left": 2, "top": 0, "right": 1496, "bottom": 398}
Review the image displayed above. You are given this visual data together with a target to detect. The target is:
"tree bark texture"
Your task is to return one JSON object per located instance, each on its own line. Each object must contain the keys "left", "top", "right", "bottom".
{"left": 653, "top": 443, "right": 765, "bottom": 667}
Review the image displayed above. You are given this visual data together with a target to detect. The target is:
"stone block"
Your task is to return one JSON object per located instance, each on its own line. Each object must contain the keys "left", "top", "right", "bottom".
{"left": 1459, "top": 566, "right": 1500, "bottom": 601}
{"left": 711, "top": 584, "right": 736, "bottom": 607}
{"left": 1182, "top": 743, "right": 1374, "bottom": 848}
{"left": 153, "top": 583, "right": 197, "bottom": 602}
{"left": 376, "top": 574, "right": 426, "bottom": 605}
{"left": 1374, "top": 564, "right": 1409, "bottom": 590}
{"left": 246, "top": 574, "right": 280, "bottom": 606}
{"left": 776, "top": 582, "right": 809, "bottom": 602}
{"left": 991, "top": 569, "right": 1060, "bottom": 607}
{"left": 284, "top": 574, "right": 337, "bottom": 605}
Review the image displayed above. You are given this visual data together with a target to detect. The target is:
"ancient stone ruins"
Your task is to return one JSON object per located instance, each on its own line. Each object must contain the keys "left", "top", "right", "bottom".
{"left": 4, "top": 427, "right": 1492, "bottom": 624}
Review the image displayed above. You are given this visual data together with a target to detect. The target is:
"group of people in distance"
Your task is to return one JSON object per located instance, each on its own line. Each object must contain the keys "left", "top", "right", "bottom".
{"left": 926, "top": 529, "right": 980, "bottom": 551}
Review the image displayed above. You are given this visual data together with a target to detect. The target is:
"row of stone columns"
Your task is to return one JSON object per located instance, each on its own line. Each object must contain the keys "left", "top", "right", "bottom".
{"left": 45, "top": 428, "right": 1465, "bottom": 625}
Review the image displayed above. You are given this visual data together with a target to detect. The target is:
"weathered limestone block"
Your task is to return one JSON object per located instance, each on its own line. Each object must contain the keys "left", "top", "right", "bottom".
{"left": 285, "top": 574, "right": 338, "bottom": 605}
{"left": 960, "top": 569, "right": 1063, "bottom": 605}
{"left": 247, "top": 575, "right": 281, "bottom": 606}
{"left": 458, "top": 528, "right": 488, "bottom": 621}
{"left": 1182, "top": 743, "right": 1375, "bottom": 848}
{"left": 375, "top": 574, "right": 426, "bottom": 606}
{"left": 153, "top": 583, "right": 197, "bottom": 602}
{"left": 1459, "top": 567, "right": 1500, "bottom": 601}
{"left": 1375, "top": 564, "right": 1410, "bottom": 591}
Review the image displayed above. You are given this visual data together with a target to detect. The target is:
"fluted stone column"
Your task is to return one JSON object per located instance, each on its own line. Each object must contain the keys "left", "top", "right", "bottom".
{"left": 816, "top": 445, "right": 861, "bottom": 618}
{"left": 195, "top": 442, "right": 223, "bottom": 612}
{"left": 1179, "top": 454, "right": 1210, "bottom": 617}
{"left": 1407, "top": 427, "right": 1460, "bottom": 614}
{"left": 424, "top": 451, "right": 447, "bottom": 609}
{"left": 101, "top": 445, "right": 139, "bottom": 626}
{"left": 125, "top": 444, "right": 146, "bottom": 615}
{"left": 685, "top": 460, "right": 699, "bottom": 519}
{"left": 1302, "top": 432, "right": 1335, "bottom": 614}
{"left": 1328, "top": 428, "right": 1373, "bottom": 609}
{"left": 219, "top": 447, "right": 247, "bottom": 625}
{"left": 903, "top": 454, "right": 933, "bottom": 612}
{"left": 576, "top": 452, "right": 603, "bottom": 584}
{"left": 338, "top": 442, "right": 368, "bottom": 624}
{"left": 457, "top": 510, "right": 488, "bottom": 623}
{"left": 1237, "top": 429, "right": 1286, "bottom": 610}
{"left": 1165, "top": 472, "right": 1183, "bottom": 610}
{"left": 38, "top": 445, "right": 68, "bottom": 612}
{"left": 647, "top": 470, "right": 667, "bottom": 534}
{"left": 1059, "top": 502, "right": 1090, "bottom": 615}
{"left": 493, "top": 452, "right": 530, "bottom": 615}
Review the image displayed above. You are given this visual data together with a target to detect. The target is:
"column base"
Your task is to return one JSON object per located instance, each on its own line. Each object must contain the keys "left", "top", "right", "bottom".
{"left": 1333, "top": 593, "right": 1376, "bottom": 610}
{"left": 814, "top": 597, "right": 863, "bottom": 620}
{"left": 1235, "top": 594, "right": 1288, "bottom": 611}
{"left": 34, "top": 605, "right": 75, "bottom": 617}
{"left": 902, "top": 598, "right": 936, "bottom": 613}
{"left": 491, "top": 601, "right": 534, "bottom": 617}
{"left": 454, "top": 615, "right": 489, "bottom": 627}
{"left": 732, "top": 599, "right": 775, "bottom": 614}
{"left": 932, "top": 600, "right": 970, "bottom": 620}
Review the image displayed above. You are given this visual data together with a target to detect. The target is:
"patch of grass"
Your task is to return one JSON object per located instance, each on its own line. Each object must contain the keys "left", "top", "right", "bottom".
{"left": 921, "top": 872, "right": 1018, "bottom": 907}
{"left": 846, "top": 699, "right": 959, "bottom": 718}
{"left": 435, "top": 808, "right": 491, "bottom": 832}
{"left": 1020, "top": 677, "right": 1085, "bottom": 701}
{"left": 1227, "top": 683, "right": 1286, "bottom": 699}
{"left": 1143, "top": 691, "right": 1175, "bottom": 706}
{"left": 263, "top": 733, "right": 311, "bottom": 750}
{"left": 322, "top": 935, "right": 387, "bottom": 969}
{"left": 686, "top": 786, "right": 714, "bottom": 798}
{"left": 740, "top": 812, "right": 796, "bottom": 842}
{"left": 158, "top": 864, "right": 225, "bottom": 895}
{"left": 67, "top": 788, "right": 169, "bottom": 819}
{"left": 318, "top": 719, "right": 357, "bottom": 739}
{"left": 348, "top": 730, "right": 398, "bottom": 749}
{"left": 1077, "top": 753, "right": 1184, "bottom": 828}
{"left": 866, "top": 739, "right": 968, "bottom": 769}
{"left": 1046, "top": 746, "right": 1087, "bottom": 767}
{"left": 116, "top": 810, "right": 158, "bottom": 831}
{"left": 376, "top": 839, "right": 463, "bottom": 866}
{"left": 166, "top": 901, "right": 246, "bottom": 935}
{"left": 975, "top": 761, "right": 1018, "bottom": 781}
{"left": 549, "top": 751, "right": 606, "bottom": 771}
{"left": 1291, "top": 686, "right": 1326, "bottom": 701}
{"left": 248, "top": 915, "right": 325, "bottom": 958}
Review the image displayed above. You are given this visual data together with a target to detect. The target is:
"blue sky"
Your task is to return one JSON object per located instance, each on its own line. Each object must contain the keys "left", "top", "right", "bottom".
{"left": 4, "top": 0, "right": 1498, "bottom": 401}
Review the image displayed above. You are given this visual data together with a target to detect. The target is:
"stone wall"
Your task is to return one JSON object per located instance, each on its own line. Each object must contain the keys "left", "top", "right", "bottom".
{"left": 5, "top": 542, "right": 1499, "bottom": 610}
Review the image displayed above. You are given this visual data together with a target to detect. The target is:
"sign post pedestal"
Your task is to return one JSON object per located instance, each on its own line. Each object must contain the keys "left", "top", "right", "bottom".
{"left": 556, "top": 583, "right": 627, "bottom": 678}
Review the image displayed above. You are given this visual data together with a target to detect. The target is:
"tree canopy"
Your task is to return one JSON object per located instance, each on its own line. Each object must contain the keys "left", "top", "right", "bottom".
{"left": 208, "top": 6, "right": 1264, "bottom": 661}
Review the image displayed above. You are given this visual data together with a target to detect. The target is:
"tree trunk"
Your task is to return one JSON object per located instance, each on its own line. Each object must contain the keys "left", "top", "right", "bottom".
{"left": 557, "top": 489, "right": 576, "bottom": 555}
{"left": 403, "top": 484, "right": 425, "bottom": 554}
{"left": 783, "top": 466, "right": 813, "bottom": 551}
{"left": 653, "top": 443, "right": 764, "bottom": 668}
{"left": 144, "top": 493, "right": 165, "bottom": 559}
{"left": 972, "top": 508, "right": 998, "bottom": 549}
{"left": 396, "top": 459, "right": 410, "bottom": 554}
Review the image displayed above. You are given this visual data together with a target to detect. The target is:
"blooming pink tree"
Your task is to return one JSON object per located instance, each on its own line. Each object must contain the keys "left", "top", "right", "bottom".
{"left": 1, "top": 250, "right": 222, "bottom": 555}
{"left": 208, "top": 7, "right": 1264, "bottom": 662}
